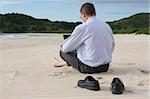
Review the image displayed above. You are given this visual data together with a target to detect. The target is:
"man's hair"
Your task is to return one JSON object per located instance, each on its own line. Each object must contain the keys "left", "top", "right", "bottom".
{"left": 80, "top": 3, "right": 96, "bottom": 16}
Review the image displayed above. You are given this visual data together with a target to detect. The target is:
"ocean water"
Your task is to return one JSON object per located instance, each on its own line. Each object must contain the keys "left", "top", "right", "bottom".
{"left": 0, "top": 34, "right": 55, "bottom": 40}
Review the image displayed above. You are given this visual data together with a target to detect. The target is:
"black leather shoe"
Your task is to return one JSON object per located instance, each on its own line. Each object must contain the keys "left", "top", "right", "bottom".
{"left": 78, "top": 76, "right": 100, "bottom": 91}
{"left": 111, "top": 77, "right": 124, "bottom": 94}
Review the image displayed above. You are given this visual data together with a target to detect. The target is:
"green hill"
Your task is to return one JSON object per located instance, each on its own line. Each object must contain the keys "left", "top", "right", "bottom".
{"left": 108, "top": 13, "right": 149, "bottom": 34}
{"left": 0, "top": 13, "right": 81, "bottom": 33}
{"left": 0, "top": 13, "right": 149, "bottom": 34}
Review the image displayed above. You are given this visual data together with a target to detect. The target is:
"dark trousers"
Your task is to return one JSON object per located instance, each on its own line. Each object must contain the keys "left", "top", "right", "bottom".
{"left": 60, "top": 50, "right": 109, "bottom": 74}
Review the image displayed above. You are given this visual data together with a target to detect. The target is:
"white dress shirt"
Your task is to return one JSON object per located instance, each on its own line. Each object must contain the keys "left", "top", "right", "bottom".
{"left": 60, "top": 16, "right": 115, "bottom": 67}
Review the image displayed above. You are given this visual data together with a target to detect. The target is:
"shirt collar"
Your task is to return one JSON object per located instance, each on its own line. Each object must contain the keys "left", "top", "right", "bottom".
{"left": 86, "top": 16, "right": 96, "bottom": 23}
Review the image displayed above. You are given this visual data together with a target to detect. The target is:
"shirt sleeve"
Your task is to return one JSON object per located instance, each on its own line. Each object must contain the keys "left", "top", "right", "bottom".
{"left": 109, "top": 26, "right": 115, "bottom": 53}
{"left": 60, "top": 24, "right": 89, "bottom": 53}
{"left": 106, "top": 23, "right": 115, "bottom": 53}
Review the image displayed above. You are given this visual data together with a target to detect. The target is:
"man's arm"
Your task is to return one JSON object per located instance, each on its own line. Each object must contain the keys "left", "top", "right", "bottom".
{"left": 60, "top": 24, "right": 89, "bottom": 53}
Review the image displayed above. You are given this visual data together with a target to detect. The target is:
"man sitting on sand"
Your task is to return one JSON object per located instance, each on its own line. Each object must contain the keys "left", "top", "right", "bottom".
{"left": 54, "top": 2, "right": 115, "bottom": 74}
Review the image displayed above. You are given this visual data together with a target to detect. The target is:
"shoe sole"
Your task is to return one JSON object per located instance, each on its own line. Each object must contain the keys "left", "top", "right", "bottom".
{"left": 78, "top": 85, "right": 100, "bottom": 91}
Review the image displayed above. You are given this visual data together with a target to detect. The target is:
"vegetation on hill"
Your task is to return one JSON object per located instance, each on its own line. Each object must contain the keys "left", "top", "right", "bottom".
{"left": 0, "top": 13, "right": 149, "bottom": 34}
{"left": 0, "top": 13, "right": 81, "bottom": 33}
{"left": 108, "top": 13, "right": 149, "bottom": 34}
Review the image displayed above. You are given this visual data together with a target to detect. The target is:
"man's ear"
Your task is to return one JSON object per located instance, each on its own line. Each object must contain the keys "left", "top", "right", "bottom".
{"left": 92, "top": 13, "right": 96, "bottom": 16}
{"left": 83, "top": 14, "right": 86, "bottom": 17}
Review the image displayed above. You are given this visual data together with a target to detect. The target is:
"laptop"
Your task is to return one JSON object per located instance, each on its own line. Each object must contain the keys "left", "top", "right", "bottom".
{"left": 63, "top": 34, "right": 71, "bottom": 40}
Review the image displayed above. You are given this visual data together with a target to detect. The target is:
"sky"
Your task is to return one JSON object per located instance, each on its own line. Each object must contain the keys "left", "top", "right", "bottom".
{"left": 0, "top": 0, "right": 149, "bottom": 22}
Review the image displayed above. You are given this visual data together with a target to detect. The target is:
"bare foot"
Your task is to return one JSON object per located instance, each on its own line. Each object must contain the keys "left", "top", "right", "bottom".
{"left": 54, "top": 57, "right": 67, "bottom": 67}
{"left": 54, "top": 61, "right": 67, "bottom": 67}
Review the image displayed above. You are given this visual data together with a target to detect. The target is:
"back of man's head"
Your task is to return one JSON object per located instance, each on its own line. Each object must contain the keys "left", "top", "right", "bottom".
{"left": 80, "top": 3, "right": 96, "bottom": 16}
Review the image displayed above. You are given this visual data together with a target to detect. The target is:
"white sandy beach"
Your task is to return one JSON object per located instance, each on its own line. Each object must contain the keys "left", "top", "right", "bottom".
{"left": 0, "top": 34, "right": 149, "bottom": 99}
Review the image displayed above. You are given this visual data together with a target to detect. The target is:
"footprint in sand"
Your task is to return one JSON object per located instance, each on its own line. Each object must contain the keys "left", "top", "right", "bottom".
{"left": 138, "top": 81, "right": 145, "bottom": 86}
{"left": 48, "top": 71, "right": 67, "bottom": 78}
{"left": 139, "top": 69, "right": 150, "bottom": 74}
{"left": 126, "top": 63, "right": 136, "bottom": 65}
{"left": 0, "top": 71, "right": 18, "bottom": 79}
{"left": 114, "top": 62, "right": 136, "bottom": 65}
{"left": 96, "top": 77, "right": 103, "bottom": 79}
{"left": 125, "top": 90, "right": 134, "bottom": 93}
{"left": 109, "top": 69, "right": 114, "bottom": 73}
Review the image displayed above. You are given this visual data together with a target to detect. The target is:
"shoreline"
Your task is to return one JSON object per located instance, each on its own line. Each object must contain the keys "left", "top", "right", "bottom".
{"left": 0, "top": 33, "right": 148, "bottom": 40}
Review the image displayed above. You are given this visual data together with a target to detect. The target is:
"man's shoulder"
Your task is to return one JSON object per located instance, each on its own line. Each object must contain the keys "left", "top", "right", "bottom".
{"left": 75, "top": 23, "right": 88, "bottom": 30}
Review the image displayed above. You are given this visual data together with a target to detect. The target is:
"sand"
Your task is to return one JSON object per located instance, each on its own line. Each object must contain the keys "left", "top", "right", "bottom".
{"left": 0, "top": 34, "right": 149, "bottom": 99}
